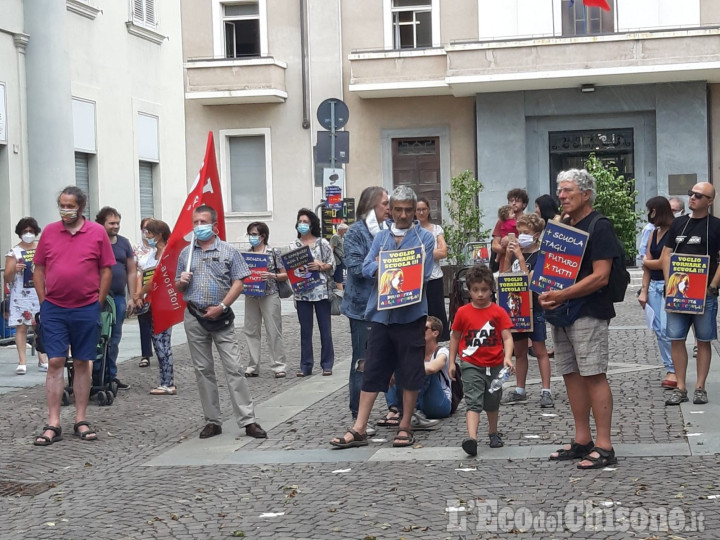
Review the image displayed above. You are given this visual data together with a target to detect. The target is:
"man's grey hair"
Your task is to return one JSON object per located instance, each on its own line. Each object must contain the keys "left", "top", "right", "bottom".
{"left": 389, "top": 185, "right": 417, "bottom": 207}
{"left": 337, "top": 222, "right": 349, "bottom": 231}
{"left": 669, "top": 197, "right": 685, "bottom": 212}
{"left": 556, "top": 169, "right": 596, "bottom": 204}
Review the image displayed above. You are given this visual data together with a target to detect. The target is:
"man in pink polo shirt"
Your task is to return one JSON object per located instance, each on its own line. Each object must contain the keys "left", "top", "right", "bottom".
{"left": 32, "top": 186, "right": 115, "bottom": 446}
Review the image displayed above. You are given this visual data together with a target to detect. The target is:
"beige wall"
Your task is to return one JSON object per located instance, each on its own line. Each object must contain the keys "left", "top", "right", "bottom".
{"left": 441, "top": 0, "right": 478, "bottom": 43}
{"left": 701, "top": 0, "right": 720, "bottom": 24}
{"left": 710, "top": 84, "right": 720, "bottom": 188}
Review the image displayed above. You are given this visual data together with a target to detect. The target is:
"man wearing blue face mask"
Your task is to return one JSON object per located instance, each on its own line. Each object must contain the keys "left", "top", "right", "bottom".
{"left": 175, "top": 205, "right": 267, "bottom": 440}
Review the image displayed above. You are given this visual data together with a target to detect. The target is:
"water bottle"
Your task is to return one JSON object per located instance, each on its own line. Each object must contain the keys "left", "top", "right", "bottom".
{"left": 488, "top": 366, "right": 511, "bottom": 394}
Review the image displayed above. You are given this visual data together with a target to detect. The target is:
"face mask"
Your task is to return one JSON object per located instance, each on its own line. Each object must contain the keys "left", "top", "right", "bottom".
{"left": 365, "top": 210, "right": 385, "bottom": 237}
{"left": 673, "top": 210, "right": 683, "bottom": 218}
{"left": 193, "top": 224, "right": 215, "bottom": 241}
{"left": 297, "top": 223, "right": 311, "bottom": 235}
{"left": 390, "top": 223, "right": 409, "bottom": 237}
{"left": 248, "top": 235, "right": 261, "bottom": 247}
{"left": 59, "top": 209, "right": 78, "bottom": 221}
{"left": 147, "top": 237, "right": 157, "bottom": 248}
{"left": 21, "top": 233, "right": 36, "bottom": 244}
{"left": 518, "top": 233, "right": 535, "bottom": 248}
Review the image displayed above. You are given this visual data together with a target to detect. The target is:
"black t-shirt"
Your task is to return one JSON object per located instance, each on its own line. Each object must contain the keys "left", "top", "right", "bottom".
{"left": 664, "top": 214, "right": 720, "bottom": 279}
{"left": 110, "top": 236, "right": 134, "bottom": 296}
{"left": 648, "top": 229, "right": 665, "bottom": 281}
{"left": 571, "top": 211, "right": 620, "bottom": 320}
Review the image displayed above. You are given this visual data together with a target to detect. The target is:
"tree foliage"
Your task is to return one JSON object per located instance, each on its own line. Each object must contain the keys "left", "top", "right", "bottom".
{"left": 585, "top": 154, "right": 642, "bottom": 262}
{"left": 443, "top": 170, "right": 490, "bottom": 264}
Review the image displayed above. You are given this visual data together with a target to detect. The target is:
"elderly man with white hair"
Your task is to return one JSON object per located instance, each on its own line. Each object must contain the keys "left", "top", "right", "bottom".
{"left": 330, "top": 221, "right": 349, "bottom": 291}
{"left": 539, "top": 169, "right": 621, "bottom": 470}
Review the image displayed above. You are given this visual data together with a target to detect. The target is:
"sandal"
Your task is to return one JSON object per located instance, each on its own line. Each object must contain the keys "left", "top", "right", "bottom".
{"left": 322, "top": 370, "right": 333, "bottom": 376}
{"left": 330, "top": 428, "right": 368, "bottom": 449}
{"left": 376, "top": 407, "right": 400, "bottom": 427}
{"left": 150, "top": 385, "right": 177, "bottom": 395}
{"left": 549, "top": 439, "right": 594, "bottom": 461}
{"left": 73, "top": 421, "right": 98, "bottom": 442}
{"left": 577, "top": 447, "right": 617, "bottom": 470}
{"left": 392, "top": 427, "right": 415, "bottom": 448}
{"left": 34, "top": 425, "right": 63, "bottom": 446}
{"left": 139, "top": 357, "right": 150, "bottom": 368}
{"left": 274, "top": 372, "right": 286, "bottom": 379}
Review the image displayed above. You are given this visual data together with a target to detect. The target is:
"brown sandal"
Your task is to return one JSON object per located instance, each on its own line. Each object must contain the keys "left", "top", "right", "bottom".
{"left": 330, "top": 428, "right": 368, "bottom": 449}
{"left": 392, "top": 427, "right": 415, "bottom": 448}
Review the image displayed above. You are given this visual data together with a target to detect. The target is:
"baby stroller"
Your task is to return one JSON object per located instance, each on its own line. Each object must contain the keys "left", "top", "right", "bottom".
{"left": 448, "top": 242, "right": 494, "bottom": 324}
{"left": 59, "top": 296, "right": 117, "bottom": 407}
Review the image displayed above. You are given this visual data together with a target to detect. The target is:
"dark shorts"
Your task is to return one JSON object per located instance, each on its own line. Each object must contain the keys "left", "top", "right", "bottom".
{"left": 512, "top": 309, "right": 547, "bottom": 343}
{"left": 40, "top": 300, "right": 101, "bottom": 361}
{"left": 460, "top": 362, "right": 503, "bottom": 413}
{"left": 333, "top": 262, "right": 346, "bottom": 285}
{"left": 362, "top": 317, "right": 426, "bottom": 392}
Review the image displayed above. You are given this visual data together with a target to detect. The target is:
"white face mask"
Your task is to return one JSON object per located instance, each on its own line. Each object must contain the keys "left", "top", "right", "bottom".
{"left": 673, "top": 210, "right": 684, "bottom": 218}
{"left": 390, "top": 223, "right": 409, "bottom": 237}
{"left": 21, "top": 233, "right": 36, "bottom": 244}
{"left": 518, "top": 233, "right": 535, "bottom": 248}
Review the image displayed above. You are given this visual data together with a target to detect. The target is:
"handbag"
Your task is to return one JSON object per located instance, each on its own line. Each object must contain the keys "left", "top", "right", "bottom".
{"left": 186, "top": 302, "right": 235, "bottom": 332}
{"left": 543, "top": 298, "right": 585, "bottom": 328}
{"left": 273, "top": 248, "right": 294, "bottom": 298}
{"left": 327, "top": 279, "right": 343, "bottom": 316}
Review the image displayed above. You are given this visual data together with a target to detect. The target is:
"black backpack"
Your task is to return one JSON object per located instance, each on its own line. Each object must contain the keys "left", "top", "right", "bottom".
{"left": 587, "top": 213, "right": 630, "bottom": 303}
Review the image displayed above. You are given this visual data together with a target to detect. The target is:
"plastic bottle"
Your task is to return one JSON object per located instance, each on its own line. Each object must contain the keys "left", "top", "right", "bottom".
{"left": 488, "top": 366, "right": 511, "bottom": 394}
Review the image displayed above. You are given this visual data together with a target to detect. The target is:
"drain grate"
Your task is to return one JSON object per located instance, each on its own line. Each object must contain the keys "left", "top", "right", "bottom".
{"left": 0, "top": 481, "right": 55, "bottom": 497}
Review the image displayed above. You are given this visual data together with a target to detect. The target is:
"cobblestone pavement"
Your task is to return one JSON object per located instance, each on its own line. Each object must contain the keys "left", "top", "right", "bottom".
{"left": 2, "top": 288, "right": 720, "bottom": 539}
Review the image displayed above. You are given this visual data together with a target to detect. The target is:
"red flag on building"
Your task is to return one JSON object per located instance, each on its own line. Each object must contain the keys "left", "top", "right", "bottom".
{"left": 148, "top": 131, "right": 226, "bottom": 333}
{"left": 582, "top": 0, "right": 611, "bottom": 11}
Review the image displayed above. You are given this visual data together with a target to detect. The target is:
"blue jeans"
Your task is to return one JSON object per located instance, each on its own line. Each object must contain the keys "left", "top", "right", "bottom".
{"left": 386, "top": 373, "right": 451, "bottom": 419}
{"left": 348, "top": 318, "right": 371, "bottom": 418}
{"left": 648, "top": 280, "right": 673, "bottom": 373}
{"left": 296, "top": 300, "right": 334, "bottom": 374}
{"left": 666, "top": 295, "right": 718, "bottom": 342}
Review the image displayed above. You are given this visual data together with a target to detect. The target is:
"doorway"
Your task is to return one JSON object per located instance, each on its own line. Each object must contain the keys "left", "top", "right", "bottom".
{"left": 391, "top": 137, "right": 441, "bottom": 217}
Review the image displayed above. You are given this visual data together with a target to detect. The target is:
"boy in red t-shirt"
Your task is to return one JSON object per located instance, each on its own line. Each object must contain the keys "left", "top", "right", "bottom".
{"left": 449, "top": 265, "right": 514, "bottom": 456}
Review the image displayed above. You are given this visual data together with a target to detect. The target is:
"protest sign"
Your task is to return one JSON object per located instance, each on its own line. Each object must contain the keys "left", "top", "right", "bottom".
{"left": 242, "top": 252, "right": 270, "bottom": 297}
{"left": 664, "top": 253, "right": 710, "bottom": 315}
{"left": 377, "top": 246, "right": 424, "bottom": 310}
{"left": 281, "top": 246, "right": 322, "bottom": 294}
{"left": 498, "top": 273, "right": 533, "bottom": 332}
{"left": 529, "top": 221, "right": 589, "bottom": 295}
{"left": 20, "top": 249, "right": 35, "bottom": 288}
{"left": 466, "top": 242, "right": 491, "bottom": 266}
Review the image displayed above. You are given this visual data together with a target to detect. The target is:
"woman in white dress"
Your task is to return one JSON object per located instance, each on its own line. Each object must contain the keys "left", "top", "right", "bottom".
{"left": 4, "top": 217, "right": 47, "bottom": 374}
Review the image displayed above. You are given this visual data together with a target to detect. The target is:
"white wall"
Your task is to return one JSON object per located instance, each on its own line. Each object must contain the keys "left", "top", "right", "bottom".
{"left": 618, "top": 0, "right": 700, "bottom": 31}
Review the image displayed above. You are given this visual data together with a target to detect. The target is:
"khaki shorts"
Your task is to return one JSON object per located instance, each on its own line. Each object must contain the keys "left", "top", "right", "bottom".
{"left": 551, "top": 316, "right": 609, "bottom": 376}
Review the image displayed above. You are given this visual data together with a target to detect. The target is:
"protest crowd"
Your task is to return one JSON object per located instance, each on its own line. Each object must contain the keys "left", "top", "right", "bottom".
{"left": 6, "top": 160, "right": 717, "bottom": 472}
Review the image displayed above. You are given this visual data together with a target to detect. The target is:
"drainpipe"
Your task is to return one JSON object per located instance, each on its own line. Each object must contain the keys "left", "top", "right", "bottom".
{"left": 299, "top": 0, "right": 310, "bottom": 129}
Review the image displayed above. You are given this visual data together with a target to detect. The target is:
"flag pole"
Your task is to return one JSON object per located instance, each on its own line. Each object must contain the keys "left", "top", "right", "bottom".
{"left": 185, "top": 232, "right": 195, "bottom": 273}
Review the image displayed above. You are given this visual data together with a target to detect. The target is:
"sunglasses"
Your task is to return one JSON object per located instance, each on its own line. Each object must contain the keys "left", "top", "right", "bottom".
{"left": 688, "top": 190, "right": 711, "bottom": 200}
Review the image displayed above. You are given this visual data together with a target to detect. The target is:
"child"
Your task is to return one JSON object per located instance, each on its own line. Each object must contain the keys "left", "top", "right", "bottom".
{"left": 449, "top": 265, "right": 514, "bottom": 456}
{"left": 501, "top": 213, "right": 554, "bottom": 408}
{"left": 495, "top": 205, "right": 517, "bottom": 264}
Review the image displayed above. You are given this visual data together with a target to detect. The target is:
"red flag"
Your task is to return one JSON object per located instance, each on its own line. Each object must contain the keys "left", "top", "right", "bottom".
{"left": 149, "top": 131, "right": 226, "bottom": 333}
{"left": 583, "top": 0, "right": 611, "bottom": 11}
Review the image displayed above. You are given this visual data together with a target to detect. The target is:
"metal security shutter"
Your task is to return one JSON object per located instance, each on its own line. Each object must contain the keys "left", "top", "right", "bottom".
{"left": 139, "top": 161, "right": 154, "bottom": 218}
{"left": 74, "top": 152, "right": 90, "bottom": 218}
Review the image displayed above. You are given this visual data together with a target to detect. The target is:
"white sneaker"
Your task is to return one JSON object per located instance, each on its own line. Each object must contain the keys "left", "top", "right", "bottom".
{"left": 410, "top": 410, "right": 440, "bottom": 431}
{"left": 38, "top": 363, "right": 48, "bottom": 372}
{"left": 16, "top": 365, "right": 27, "bottom": 375}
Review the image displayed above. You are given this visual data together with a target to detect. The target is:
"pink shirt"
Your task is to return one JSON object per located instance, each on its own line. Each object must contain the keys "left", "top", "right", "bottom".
{"left": 34, "top": 219, "right": 116, "bottom": 308}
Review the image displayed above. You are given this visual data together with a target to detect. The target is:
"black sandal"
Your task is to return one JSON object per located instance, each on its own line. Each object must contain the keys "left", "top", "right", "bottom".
{"left": 376, "top": 406, "right": 400, "bottom": 427}
{"left": 34, "top": 425, "right": 63, "bottom": 446}
{"left": 139, "top": 357, "right": 150, "bottom": 368}
{"left": 73, "top": 421, "right": 98, "bottom": 442}
{"left": 549, "top": 439, "right": 594, "bottom": 461}
{"left": 577, "top": 447, "right": 617, "bottom": 470}
{"left": 330, "top": 428, "right": 368, "bottom": 449}
{"left": 392, "top": 427, "right": 415, "bottom": 448}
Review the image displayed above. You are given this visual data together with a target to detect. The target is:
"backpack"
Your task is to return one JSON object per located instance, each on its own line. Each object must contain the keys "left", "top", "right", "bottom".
{"left": 437, "top": 348, "right": 464, "bottom": 414}
{"left": 587, "top": 214, "right": 630, "bottom": 303}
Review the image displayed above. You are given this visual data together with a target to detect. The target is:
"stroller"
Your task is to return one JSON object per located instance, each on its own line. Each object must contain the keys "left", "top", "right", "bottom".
{"left": 448, "top": 242, "right": 494, "bottom": 324}
{"left": 53, "top": 297, "right": 118, "bottom": 407}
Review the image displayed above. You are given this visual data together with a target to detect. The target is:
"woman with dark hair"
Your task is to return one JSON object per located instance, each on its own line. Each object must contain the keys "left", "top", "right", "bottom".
{"left": 291, "top": 209, "right": 336, "bottom": 376}
{"left": 416, "top": 196, "right": 450, "bottom": 341}
{"left": 242, "top": 221, "right": 288, "bottom": 378}
{"left": 134, "top": 217, "right": 155, "bottom": 368}
{"left": 637, "top": 196, "right": 675, "bottom": 388}
{"left": 534, "top": 194, "right": 560, "bottom": 226}
{"left": 4, "top": 217, "right": 47, "bottom": 374}
{"left": 133, "top": 219, "right": 177, "bottom": 395}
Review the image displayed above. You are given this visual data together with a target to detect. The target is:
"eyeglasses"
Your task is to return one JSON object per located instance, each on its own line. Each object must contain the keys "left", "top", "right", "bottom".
{"left": 688, "top": 190, "right": 711, "bottom": 200}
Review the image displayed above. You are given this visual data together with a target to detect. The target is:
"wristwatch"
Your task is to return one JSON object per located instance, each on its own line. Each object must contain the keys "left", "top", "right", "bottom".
{"left": 220, "top": 302, "right": 229, "bottom": 312}
{"left": 709, "top": 286, "right": 719, "bottom": 297}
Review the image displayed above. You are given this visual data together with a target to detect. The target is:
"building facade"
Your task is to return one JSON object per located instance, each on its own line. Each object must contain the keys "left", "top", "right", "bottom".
{"left": 182, "top": 0, "right": 720, "bottom": 242}
{"left": 0, "top": 0, "right": 186, "bottom": 253}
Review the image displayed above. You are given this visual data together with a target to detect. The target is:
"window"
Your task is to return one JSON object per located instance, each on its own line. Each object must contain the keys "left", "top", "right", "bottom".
{"left": 561, "top": 0, "right": 614, "bottom": 36}
{"left": 74, "top": 152, "right": 92, "bottom": 219}
{"left": 132, "top": 0, "right": 156, "bottom": 29}
{"left": 139, "top": 162, "right": 155, "bottom": 218}
{"left": 220, "top": 130, "right": 272, "bottom": 214}
{"left": 392, "top": 0, "right": 432, "bottom": 49}
{"left": 224, "top": 2, "right": 260, "bottom": 58}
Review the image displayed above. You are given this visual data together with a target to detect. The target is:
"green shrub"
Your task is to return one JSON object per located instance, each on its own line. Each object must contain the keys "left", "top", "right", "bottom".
{"left": 443, "top": 170, "right": 490, "bottom": 264}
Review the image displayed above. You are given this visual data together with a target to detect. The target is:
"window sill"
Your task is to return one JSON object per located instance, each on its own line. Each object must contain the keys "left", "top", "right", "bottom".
{"left": 125, "top": 21, "right": 166, "bottom": 45}
{"left": 226, "top": 212, "right": 273, "bottom": 219}
{"left": 66, "top": 0, "right": 101, "bottom": 20}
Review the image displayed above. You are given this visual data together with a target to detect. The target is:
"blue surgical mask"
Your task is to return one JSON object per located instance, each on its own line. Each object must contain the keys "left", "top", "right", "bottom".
{"left": 194, "top": 224, "right": 215, "bottom": 241}
{"left": 147, "top": 237, "right": 157, "bottom": 248}
{"left": 248, "top": 235, "right": 261, "bottom": 247}
{"left": 297, "top": 223, "right": 310, "bottom": 235}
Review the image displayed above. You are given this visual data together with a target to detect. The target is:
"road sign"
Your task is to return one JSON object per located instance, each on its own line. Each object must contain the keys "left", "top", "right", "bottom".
{"left": 317, "top": 98, "right": 349, "bottom": 131}
{"left": 316, "top": 131, "right": 349, "bottom": 164}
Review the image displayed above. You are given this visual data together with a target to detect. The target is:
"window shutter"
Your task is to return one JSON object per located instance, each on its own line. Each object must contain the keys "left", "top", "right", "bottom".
{"left": 133, "top": 0, "right": 144, "bottom": 23}
{"left": 75, "top": 152, "right": 91, "bottom": 218}
{"left": 145, "top": 0, "right": 155, "bottom": 26}
{"left": 139, "top": 162, "right": 154, "bottom": 218}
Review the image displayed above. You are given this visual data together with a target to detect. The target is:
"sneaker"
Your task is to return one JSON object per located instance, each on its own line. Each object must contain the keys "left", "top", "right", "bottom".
{"left": 693, "top": 388, "right": 709, "bottom": 405}
{"left": 665, "top": 388, "right": 688, "bottom": 406}
{"left": 114, "top": 378, "right": 131, "bottom": 390}
{"left": 502, "top": 390, "right": 528, "bottom": 405}
{"left": 489, "top": 432, "right": 504, "bottom": 448}
{"left": 410, "top": 410, "right": 440, "bottom": 431}
{"left": 539, "top": 391, "right": 555, "bottom": 408}
{"left": 366, "top": 427, "right": 377, "bottom": 437}
{"left": 38, "top": 363, "right": 48, "bottom": 372}
{"left": 461, "top": 437, "right": 478, "bottom": 456}
{"left": 15, "top": 365, "right": 26, "bottom": 375}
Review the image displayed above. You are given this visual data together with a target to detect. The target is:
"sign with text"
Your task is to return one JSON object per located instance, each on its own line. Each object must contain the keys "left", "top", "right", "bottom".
{"left": 498, "top": 273, "right": 533, "bottom": 332}
{"left": 322, "top": 198, "right": 355, "bottom": 239}
{"left": 466, "top": 241, "right": 492, "bottom": 266}
{"left": 242, "top": 252, "right": 270, "bottom": 297}
{"left": 281, "top": 246, "right": 322, "bottom": 294}
{"left": 20, "top": 249, "right": 35, "bottom": 288}
{"left": 664, "top": 253, "right": 709, "bottom": 315}
{"left": 529, "top": 221, "right": 589, "bottom": 294}
{"left": 377, "top": 246, "right": 425, "bottom": 310}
